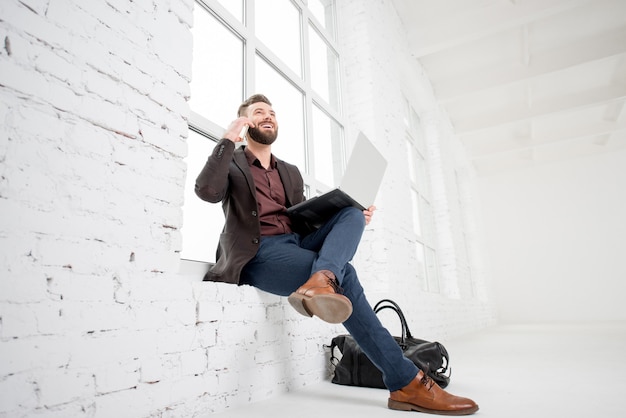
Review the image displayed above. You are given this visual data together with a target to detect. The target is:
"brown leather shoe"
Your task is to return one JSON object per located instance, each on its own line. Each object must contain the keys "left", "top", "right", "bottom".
{"left": 287, "top": 270, "right": 353, "bottom": 324}
{"left": 388, "top": 370, "right": 479, "bottom": 415}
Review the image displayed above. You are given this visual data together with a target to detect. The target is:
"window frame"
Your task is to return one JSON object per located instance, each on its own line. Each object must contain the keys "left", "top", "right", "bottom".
{"left": 180, "top": 0, "right": 345, "bottom": 267}
{"left": 404, "top": 98, "right": 440, "bottom": 293}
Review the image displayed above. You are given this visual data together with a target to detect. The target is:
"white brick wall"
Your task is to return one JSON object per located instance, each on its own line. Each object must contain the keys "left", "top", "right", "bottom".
{"left": 0, "top": 0, "right": 496, "bottom": 416}
{"left": 336, "top": 0, "right": 497, "bottom": 339}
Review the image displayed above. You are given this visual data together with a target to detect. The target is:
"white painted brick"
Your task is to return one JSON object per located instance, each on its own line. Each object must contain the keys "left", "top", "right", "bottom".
{"left": 118, "top": 62, "right": 156, "bottom": 97}
{"left": 196, "top": 298, "right": 223, "bottom": 323}
{"left": 65, "top": 331, "right": 149, "bottom": 370}
{"left": 81, "top": 1, "right": 148, "bottom": 47}
{"left": 169, "top": 375, "right": 215, "bottom": 410}
{"left": 0, "top": 335, "right": 77, "bottom": 376}
{"left": 214, "top": 368, "right": 242, "bottom": 395}
{"left": 0, "top": 0, "right": 497, "bottom": 416}
{"left": 45, "top": 272, "right": 115, "bottom": 302}
{"left": 206, "top": 344, "right": 237, "bottom": 373}
{"left": 180, "top": 348, "right": 207, "bottom": 376}
{"left": 76, "top": 93, "right": 138, "bottom": 136}
{"left": 163, "top": 300, "right": 197, "bottom": 327}
{"left": 150, "top": 7, "right": 193, "bottom": 78}
{"left": 92, "top": 383, "right": 168, "bottom": 418}
{"left": 253, "top": 343, "right": 282, "bottom": 365}
{"left": 265, "top": 302, "right": 286, "bottom": 323}
{"left": 0, "top": 269, "right": 47, "bottom": 304}
{"left": 127, "top": 276, "right": 192, "bottom": 302}
{"left": 94, "top": 359, "right": 140, "bottom": 394}
{"left": 216, "top": 321, "right": 257, "bottom": 347}
{"left": 156, "top": 326, "right": 197, "bottom": 355}
{"left": 0, "top": 59, "right": 48, "bottom": 102}
{"left": 36, "top": 368, "right": 95, "bottom": 407}
{"left": 47, "top": 301, "right": 131, "bottom": 334}
{"left": 194, "top": 322, "right": 218, "bottom": 348}
{"left": 100, "top": 0, "right": 135, "bottom": 15}
{"left": 136, "top": 120, "right": 188, "bottom": 160}
{"left": 0, "top": 301, "right": 43, "bottom": 338}
{"left": 169, "top": 0, "right": 194, "bottom": 27}
{"left": 0, "top": 373, "right": 37, "bottom": 412}
{"left": 33, "top": 47, "right": 82, "bottom": 87}
{"left": 139, "top": 355, "right": 164, "bottom": 384}
{"left": 289, "top": 337, "right": 308, "bottom": 357}
{"left": 83, "top": 70, "right": 125, "bottom": 104}
{"left": 1, "top": 2, "right": 69, "bottom": 48}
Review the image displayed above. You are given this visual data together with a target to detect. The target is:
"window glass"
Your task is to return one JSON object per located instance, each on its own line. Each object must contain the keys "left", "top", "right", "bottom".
{"left": 180, "top": 130, "right": 224, "bottom": 262}
{"left": 411, "top": 107, "right": 425, "bottom": 153}
{"left": 255, "top": 0, "right": 302, "bottom": 77}
{"left": 311, "top": 104, "right": 342, "bottom": 186}
{"left": 215, "top": 0, "right": 244, "bottom": 22}
{"left": 308, "top": 25, "right": 340, "bottom": 109}
{"left": 190, "top": 7, "right": 244, "bottom": 128}
{"left": 183, "top": 0, "right": 341, "bottom": 264}
{"left": 415, "top": 242, "right": 427, "bottom": 291}
{"left": 420, "top": 196, "right": 434, "bottom": 241}
{"left": 255, "top": 56, "right": 306, "bottom": 171}
{"left": 411, "top": 189, "right": 422, "bottom": 237}
{"left": 417, "top": 155, "right": 428, "bottom": 199}
{"left": 405, "top": 97, "right": 439, "bottom": 293}
{"left": 406, "top": 139, "right": 417, "bottom": 184}
{"left": 425, "top": 247, "right": 440, "bottom": 293}
{"left": 308, "top": 0, "right": 335, "bottom": 36}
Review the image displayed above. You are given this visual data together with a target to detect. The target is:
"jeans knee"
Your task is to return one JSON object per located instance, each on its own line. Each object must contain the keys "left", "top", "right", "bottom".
{"left": 340, "top": 206, "right": 366, "bottom": 228}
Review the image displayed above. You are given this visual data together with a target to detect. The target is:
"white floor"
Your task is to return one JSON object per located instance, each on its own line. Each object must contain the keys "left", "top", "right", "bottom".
{"left": 210, "top": 322, "right": 626, "bottom": 417}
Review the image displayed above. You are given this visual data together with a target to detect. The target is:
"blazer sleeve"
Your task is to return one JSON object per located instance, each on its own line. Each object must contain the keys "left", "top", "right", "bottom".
{"left": 195, "top": 138, "right": 236, "bottom": 203}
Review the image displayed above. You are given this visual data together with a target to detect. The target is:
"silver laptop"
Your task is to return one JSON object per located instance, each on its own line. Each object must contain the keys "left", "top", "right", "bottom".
{"left": 286, "top": 132, "right": 387, "bottom": 226}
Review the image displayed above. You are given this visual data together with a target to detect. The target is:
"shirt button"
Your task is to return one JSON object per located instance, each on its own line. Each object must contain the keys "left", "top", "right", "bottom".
{"left": 252, "top": 238, "right": 259, "bottom": 244}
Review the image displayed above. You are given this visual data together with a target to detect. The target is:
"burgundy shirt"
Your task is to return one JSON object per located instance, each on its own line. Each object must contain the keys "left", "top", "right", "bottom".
{"left": 244, "top": 147, "right": 293, "bottom": 236}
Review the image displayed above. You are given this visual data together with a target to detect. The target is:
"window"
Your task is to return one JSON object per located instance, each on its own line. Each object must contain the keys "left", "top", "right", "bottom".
{"left": 404, "top": 98, "right": 439, "bottom": 293}
{"left": 181, "top": 0, "right": 344, "bottom": 263}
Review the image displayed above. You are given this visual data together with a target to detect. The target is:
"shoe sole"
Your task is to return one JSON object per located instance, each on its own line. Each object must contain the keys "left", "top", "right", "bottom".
{"left": 287, "top": 293, "right": 353, "bottom": 324}
{"left": 388, "top": 399, "right": 479, "bottom": 415}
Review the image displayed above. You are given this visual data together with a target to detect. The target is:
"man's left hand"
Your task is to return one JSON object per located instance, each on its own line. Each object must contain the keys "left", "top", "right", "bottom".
{"left": 363, "top": 205, "right": 376, "bottom": 225}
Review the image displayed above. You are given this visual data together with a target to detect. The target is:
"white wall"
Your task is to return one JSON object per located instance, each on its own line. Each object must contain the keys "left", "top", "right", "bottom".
{"left": 0, "top": 0, "right": 495, "bottom": 416}
{"left": 478, "top": 150, "right": 626, "bottom": 323}
{"left": 336, "top": 0, "right": 496, "bottom": 341}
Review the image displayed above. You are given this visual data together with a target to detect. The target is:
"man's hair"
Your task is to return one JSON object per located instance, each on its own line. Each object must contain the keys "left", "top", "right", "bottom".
{"left": 237, "top": 94, "right": 272, "bottom": 117}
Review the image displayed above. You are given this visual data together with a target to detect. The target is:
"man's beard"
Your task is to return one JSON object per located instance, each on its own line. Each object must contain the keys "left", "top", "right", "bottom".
{"left": 248, "top": 126, "right": 278, "bottom": 145}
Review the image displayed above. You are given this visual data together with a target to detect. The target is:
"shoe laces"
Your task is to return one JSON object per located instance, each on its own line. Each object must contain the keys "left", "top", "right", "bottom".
{"left": 319, "top": 271, "right": 344, "bottom": 294}
{"left": 327, "top": 277, "right": 344, "bottom": 294}
{"left": 420, "top": 372, "right": 435, "bottom": 391}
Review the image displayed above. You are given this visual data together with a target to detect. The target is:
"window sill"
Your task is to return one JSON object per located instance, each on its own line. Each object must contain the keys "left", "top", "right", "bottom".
{"left": 179, "top": 258, "right": 212, "bottom": 281}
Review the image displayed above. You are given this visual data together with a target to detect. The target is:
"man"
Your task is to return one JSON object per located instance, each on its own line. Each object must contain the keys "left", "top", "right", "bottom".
{"left": 195, "top": 94, "right": 478, "bottom": 415}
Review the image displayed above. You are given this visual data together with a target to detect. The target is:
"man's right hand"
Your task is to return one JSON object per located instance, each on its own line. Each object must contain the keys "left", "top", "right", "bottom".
{"left": 224, "top": 117, "right": 254, "bottom": 143}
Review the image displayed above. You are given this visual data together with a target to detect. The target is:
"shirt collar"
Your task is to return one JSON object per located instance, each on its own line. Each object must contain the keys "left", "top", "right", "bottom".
{"left": 244, "top": 146, "right": 277, "bottom": 169}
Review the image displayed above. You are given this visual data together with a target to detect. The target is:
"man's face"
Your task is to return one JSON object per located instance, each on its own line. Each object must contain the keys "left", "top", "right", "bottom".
{"left": 246, "top": 102, "right": 279, "bottom": 145}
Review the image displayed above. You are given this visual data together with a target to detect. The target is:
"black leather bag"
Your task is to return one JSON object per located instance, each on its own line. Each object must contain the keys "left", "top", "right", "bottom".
{"left": 329, "top": 299, "right": 451, "bottom": 389}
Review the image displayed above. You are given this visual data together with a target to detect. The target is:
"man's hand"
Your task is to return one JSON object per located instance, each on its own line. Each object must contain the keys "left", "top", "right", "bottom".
{"left": 224, "top": 117, "right": 254, "bottom": 143}
{"left": 363, "top": 205, "right": 376, "bottom": 225}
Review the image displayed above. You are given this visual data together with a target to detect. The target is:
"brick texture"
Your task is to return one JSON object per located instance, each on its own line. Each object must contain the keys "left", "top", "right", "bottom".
{"left": 0, "top": 0, "right": 496, "bottom": 416}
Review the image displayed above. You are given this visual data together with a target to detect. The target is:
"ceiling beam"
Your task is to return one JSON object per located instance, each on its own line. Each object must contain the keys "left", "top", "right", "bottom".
{"left": 450, "top": 85, "right": 626, "bottom": 133}
{"left": 465, "top": 124, "right": 626, "bottom": 158}
{"left": 431, "top": 29, "right": 626, "bottom": 101}
{"left": 405, "top": 0, "right": 592, "bottom": 57}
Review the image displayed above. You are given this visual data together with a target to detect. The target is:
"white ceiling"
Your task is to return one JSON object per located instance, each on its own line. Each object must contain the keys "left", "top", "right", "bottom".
{"left": 391, "top": 0, "right": 626, "bottom": 175}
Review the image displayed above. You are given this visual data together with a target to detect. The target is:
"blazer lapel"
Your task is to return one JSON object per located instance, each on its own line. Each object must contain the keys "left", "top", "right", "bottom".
{"left": 233, "top": 147, "right": 257, "bottom": 198}
{"left": 276, "top": 160, "right": 296, "bottom": 206}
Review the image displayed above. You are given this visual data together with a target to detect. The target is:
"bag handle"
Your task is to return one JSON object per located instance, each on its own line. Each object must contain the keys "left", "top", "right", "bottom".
{"left": 373, "top": 299, "right": 414, "bottom": 344}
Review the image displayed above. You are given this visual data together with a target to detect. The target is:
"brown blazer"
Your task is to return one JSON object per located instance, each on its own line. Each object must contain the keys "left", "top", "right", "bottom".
{"left": 195, "top": 138, "right": 308, "bottom": 284}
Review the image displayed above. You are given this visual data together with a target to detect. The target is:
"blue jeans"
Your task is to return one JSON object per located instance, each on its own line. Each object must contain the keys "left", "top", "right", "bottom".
{"left": 240, "top": 207, "right": 419, "bottom": 391}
